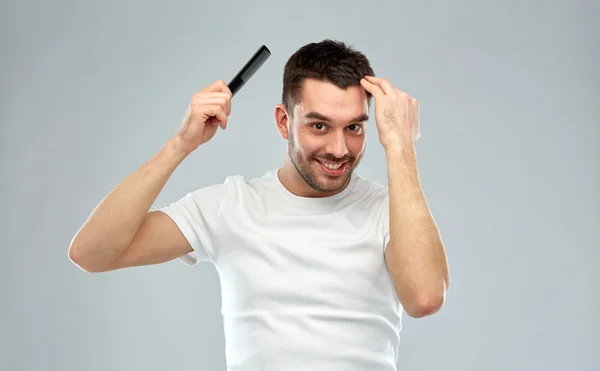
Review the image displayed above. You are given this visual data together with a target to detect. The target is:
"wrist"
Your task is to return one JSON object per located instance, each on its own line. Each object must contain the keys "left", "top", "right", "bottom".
{"left": 168, "top": 135, "right": 194, "bottom": 156}
{"left": 384, "top": 141, "right": 416, "bottom": 164}
{"left": 384, "top": 143, "right": 420, "bottom": 185}
{"left": 163, "top": 136, "right": 193, "bottom": 162}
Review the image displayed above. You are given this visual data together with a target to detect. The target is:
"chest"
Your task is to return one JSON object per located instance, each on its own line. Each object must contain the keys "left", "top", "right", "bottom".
{"left": 213, "top": 208, "right": 395, "bottom": 314}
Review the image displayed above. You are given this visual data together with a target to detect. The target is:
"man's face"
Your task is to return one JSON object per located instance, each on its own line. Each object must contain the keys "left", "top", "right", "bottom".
{"left": 286, "top": 79, "right": 369, "bottom": 194}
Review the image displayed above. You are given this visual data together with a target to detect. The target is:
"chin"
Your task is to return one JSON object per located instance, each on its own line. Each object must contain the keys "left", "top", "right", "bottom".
{"left": 290, "top": 151, "right": 356, "bottom": 194}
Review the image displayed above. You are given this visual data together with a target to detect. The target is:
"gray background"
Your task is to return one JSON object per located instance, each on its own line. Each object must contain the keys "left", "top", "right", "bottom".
{"left": 1, "top": 0, "right": 598, "bottom": 370}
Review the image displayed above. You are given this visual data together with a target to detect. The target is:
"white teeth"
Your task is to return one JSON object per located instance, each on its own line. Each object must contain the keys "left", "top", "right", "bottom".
{"left": 320, "top": 161, "right": 342, "bottom": 170}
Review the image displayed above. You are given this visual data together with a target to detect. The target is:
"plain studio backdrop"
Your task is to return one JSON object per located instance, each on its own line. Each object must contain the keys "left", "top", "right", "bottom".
{"left": 1, "top": 0, "right": 598, "bottom": 370}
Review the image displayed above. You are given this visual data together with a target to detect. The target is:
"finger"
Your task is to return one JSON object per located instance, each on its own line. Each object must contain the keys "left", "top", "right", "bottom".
{"left": 215, "top": 107, "right": 228, "bottom": 130}
{"left": 215, "top": 91, "right": 233, "bottom": 115}
{"left": 360, "top": 78, "right": 385, "bottom": 100}
{"left": 395, "top": 88, "right": 412, "bottom": 100}
{"left": 203, "top": 79, "right": 230, "bottom": 93}
{"left": 208, "top": 88, "right": 233, "bottom": 116}
{"left": 206, "top": 116, "right": 220, "bottom": 127}
{"left": 217, "top": 84, "right": 233, "bottom": 116}
{"left": 412, "top": 99, "right": 420, "bottom": 140}
{"left": 197, "top": 95, "right": 231, "bottom": 115}
{"left": 410, "top": 97, "right": 419, "bottom": 109}
{"left": 201, "top": 105, "right": 228, "bottom": 130}
{"left": 225, "top": 89, "right": 232, "bottom": 115}
{"left": 363, "top": 75, "right": 395, "bottom": 96}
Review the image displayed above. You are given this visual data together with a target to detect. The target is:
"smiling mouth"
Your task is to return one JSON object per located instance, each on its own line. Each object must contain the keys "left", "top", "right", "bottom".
{"left": 316, "top": 159, "right": 344, "bottom": 170}
{"left": 315, "top": 159, "right": 348, "bottom": 175}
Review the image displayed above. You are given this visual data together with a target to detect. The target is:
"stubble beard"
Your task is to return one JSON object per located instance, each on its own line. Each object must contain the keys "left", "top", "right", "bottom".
{"left": 287, "top": 130, "right": 364, "bottom": 194}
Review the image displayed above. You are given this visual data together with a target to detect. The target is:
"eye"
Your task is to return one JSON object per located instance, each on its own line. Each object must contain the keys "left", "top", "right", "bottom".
{"left": 347, "top": 124, "right": 363, "bottom": 133}
{"left": 312, "top": 122, "right": 326, "bottom": 131}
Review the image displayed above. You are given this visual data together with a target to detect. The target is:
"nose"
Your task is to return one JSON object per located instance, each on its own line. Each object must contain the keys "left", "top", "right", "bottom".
{"left": 326, "top": 130, "right": 349, "bottom": 159}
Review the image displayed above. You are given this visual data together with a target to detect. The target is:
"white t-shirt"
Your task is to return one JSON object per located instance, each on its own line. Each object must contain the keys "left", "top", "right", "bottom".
{"left": 159, "top": 169, "right": 403, "bottom": 371}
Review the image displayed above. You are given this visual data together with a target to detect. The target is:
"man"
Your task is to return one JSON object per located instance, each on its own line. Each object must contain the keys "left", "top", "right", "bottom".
{"left": 69, "top": 39, "right": 450, "bottom": 371}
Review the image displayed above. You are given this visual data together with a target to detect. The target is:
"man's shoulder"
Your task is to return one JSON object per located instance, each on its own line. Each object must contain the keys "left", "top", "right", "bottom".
{"left": 187, "top": 169, "right": 276, "bottom": 197}
{"left": 352, "top": 173, "right": 389, "bottom": 198}
{"left": 222, "top": 169, "right": 277, "bottom": 189}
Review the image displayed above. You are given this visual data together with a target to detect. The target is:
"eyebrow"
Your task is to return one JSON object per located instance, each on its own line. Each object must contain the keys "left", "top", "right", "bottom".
{"left": 304, "top": 111, "right": 369, "bottom": 123}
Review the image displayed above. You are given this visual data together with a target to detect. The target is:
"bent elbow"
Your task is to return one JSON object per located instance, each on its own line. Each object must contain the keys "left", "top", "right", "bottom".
{"left": 404, "top": 294, "right": 445, "bottom": 318}
{"left": 68, "top": 243, "right": 102, "bottom": 273}
{"left": 68, "top": 244, "right": 89, "bottom": 272}
{"left": 68, "top": 242, "right": 82, "bottom": 265}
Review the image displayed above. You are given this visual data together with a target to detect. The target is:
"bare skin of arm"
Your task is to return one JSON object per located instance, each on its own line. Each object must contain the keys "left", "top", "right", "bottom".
{"left": 68, "top": 80, "right": 232, "bottom": 273}
{"left": 360, "top": 75, "right": 450, "bottom": 318}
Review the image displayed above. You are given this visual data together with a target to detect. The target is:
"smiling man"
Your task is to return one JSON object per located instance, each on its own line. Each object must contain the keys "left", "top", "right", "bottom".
{"left": 69, "top": 39, "right": 450, "bottom": 371}
{"left": 277, "top": 80, "right": 368, "bottom": 196}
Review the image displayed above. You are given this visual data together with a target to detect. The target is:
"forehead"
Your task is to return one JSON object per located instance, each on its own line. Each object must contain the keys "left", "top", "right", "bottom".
{"left": 295, "top": 79, "right": 368, "bottom": 121}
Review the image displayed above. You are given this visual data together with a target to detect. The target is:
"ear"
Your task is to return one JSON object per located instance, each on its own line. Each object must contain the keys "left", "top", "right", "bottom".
{"left": 274, "top": 103, "right": 290, "bottom": 140}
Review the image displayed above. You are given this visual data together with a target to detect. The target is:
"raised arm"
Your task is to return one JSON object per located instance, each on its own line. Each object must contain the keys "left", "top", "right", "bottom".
{"left": 68, "top": 80, "right": 232, "bottom": 272}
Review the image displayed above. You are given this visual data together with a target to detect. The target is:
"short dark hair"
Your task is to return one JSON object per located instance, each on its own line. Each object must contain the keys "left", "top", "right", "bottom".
{"left": 281, "top": 39, "right": 375, "bottom": 116}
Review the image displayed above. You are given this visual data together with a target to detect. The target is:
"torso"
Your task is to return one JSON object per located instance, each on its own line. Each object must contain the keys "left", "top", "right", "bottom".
{"left": 211, "top": 170, "right": 402, "bottom": 371}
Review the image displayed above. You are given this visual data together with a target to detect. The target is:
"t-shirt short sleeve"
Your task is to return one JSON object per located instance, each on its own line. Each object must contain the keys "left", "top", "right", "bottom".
{"left": 156, "top": 179, "right": 232, "bottom": 266}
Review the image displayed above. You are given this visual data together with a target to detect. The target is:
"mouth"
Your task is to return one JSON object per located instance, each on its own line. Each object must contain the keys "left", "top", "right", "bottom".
{"left": 315, "top": 159, "right": 348, "bottom": 176}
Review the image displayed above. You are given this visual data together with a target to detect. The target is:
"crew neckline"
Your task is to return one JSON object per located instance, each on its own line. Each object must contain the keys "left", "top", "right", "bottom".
{"left": 267, "top": 168, "right": 359, "bottom": 205}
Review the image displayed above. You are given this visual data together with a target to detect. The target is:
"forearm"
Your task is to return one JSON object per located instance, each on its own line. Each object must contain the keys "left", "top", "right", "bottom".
{"left": 69, "top": 137, "right": 190, "bottom": 270}
{"left": 384, "top": 145, "right": 450, "bottom": 316}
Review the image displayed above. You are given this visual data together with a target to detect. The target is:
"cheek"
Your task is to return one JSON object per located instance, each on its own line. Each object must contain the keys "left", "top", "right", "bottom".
{"left": 295, "top": 133, "right": 324, "bottom": 156}
{"left": 348, "top": 135, "right": 366, "bottom": 154}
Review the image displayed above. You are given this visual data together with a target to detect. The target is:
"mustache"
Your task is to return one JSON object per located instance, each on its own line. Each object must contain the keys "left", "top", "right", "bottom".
{"left": 313, "top": 154, "right": 355, "bottom": 163}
